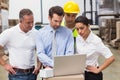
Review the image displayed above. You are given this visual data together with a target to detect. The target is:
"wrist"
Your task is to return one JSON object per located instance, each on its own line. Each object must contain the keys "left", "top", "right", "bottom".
{"left": 1, "top": 61, "right": 6, "bottom": 66}
{"left": 97, "top": 67, "right": 102, "bottom": 73}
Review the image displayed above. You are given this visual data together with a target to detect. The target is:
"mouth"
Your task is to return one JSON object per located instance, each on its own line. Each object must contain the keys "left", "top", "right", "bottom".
{"left": 80, "top": 34, "right": 83, "bottom": 36}
{"left": 68, "top": 21, "right": 73, "bottom": 24}
{"left": 53, "top": 26, "right": 58, "bottom": 29}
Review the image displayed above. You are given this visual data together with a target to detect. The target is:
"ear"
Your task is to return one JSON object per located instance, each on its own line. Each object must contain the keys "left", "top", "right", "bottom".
{"left": 20, "top": 19, "right": 22, "bottom": 23}
{"left": 48, "top": 16, "right": 50, "bottom": 20}
{"left": 88, "top": 24, "right": 90, "bottom": 27}
{"left": 48, "top": 16, "right": 51, "bottom": 22}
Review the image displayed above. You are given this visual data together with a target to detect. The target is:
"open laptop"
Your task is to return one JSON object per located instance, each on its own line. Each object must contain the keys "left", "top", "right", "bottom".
{"left": 53, "top": 54, "right": 86, "bottom": 77}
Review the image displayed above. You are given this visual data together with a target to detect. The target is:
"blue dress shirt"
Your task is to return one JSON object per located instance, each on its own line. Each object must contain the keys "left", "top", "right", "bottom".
{"left": 35, "top": 25, "right": 74, "bottom": 67}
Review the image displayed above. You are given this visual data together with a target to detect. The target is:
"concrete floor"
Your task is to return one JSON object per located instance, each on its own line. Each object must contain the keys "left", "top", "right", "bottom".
{"left": 0, "top": 46, "right": 120, "bottom": 80}
{"left": 99, "top": 46, "right": 120, "bottom": 80}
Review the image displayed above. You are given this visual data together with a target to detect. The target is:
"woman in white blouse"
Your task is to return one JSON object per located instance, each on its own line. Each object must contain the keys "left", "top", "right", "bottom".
{"left": 75, "top": 16, "right": 115, "bottom": 80}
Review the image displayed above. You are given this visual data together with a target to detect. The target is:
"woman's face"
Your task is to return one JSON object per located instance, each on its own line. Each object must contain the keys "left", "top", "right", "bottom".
{"left": 75, "top": 22, "right": 90, "bottom": 39}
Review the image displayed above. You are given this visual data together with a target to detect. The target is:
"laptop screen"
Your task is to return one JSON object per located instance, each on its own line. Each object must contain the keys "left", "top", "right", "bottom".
{"left": 53, "top": 54, "right": 86, "bottom": 77}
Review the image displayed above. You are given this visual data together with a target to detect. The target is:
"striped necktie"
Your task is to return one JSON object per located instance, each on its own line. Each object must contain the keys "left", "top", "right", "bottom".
{"left": 52, "top": 30, "right": 56, "bottom": 58}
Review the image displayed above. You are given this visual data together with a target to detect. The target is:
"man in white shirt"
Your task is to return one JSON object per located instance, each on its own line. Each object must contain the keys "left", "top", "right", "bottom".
{"left": 0, "top": 9, "right": 41, "bottom": 80}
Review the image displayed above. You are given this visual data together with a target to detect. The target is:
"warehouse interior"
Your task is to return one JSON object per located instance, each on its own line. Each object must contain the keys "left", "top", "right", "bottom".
{"left": 0, "top": 0, "right": 120, "bottom": 80}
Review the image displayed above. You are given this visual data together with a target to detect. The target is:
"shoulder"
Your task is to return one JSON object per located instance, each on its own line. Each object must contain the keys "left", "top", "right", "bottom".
{"left": 38, "top": 25, "right": 49, "bottom": 32}
{"left": 36, "top": 25, "right": 51, "bottom": 37}
{"left": 90, "top": 32, "right": 102, "bottom": 44}
{"left": 1, "top": 26, "right": 17, "bottom": 35}
{"left": 59, "top": 26, "right": 72, "bottom": 34}
{"left": 0, "top": 25, "right": 18, "bottom": 43}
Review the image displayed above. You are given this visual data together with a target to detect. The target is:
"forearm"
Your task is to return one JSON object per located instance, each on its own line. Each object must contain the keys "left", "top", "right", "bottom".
{"left": 98, "top": 56, "right": 115, "bottom": 72}
{"left": 37, "top": 57, "right": 42, "bottom": 69}
{"left": 0, "top": 56, "right": 7, "bottom": 67}
{"left": 32, "top": 58, "right": 43, "bottom": 75}
{"left": 0, "top": 46, "right": 7, "bottom": 66}
{"left": 37, "top": 52, "right": 53, "bottom": 67}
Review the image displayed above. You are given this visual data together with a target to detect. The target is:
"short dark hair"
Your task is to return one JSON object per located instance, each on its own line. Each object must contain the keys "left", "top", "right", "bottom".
{"left": 49, "top": 6, "right": 64, "bottom": 18}
{"left": 19, "top": 9, "right": 33, "bottom": 19}
{"left": 75, "top": 16, "right": 89, "bottom": 26}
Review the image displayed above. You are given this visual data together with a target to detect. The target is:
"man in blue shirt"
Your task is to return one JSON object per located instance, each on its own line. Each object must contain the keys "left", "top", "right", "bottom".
{"left": 35, "top": 6, "right": 74, "bottom": 68}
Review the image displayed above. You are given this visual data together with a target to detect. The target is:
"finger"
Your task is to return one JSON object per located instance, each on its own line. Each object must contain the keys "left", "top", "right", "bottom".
{"left": 86, "top": 67, "right": 94, "bottom": 71}
{"left": 10, "top": 68, "right": 16, "bottom": 74}
{"left": 87, "top": 65, "right": 93, "bottom": 68}
{"left": 12, "top": 66, "right": 17, "bottom": 68}
{"left": 86, "top": 66, "right": 91, "bottom": 69}
{"left": 32, "top": 68, "right": 37, "bottom": 74}
{"left": 32, "top": 70, "right": 35, "bottom": 74}
{"left": 33, "top": 70, "right": 39, "bottom": 75}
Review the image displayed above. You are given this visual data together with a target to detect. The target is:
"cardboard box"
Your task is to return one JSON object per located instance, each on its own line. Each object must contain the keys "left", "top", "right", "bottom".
{"left": 45, "top": 74, "right": 84, "bottom": 80}
{"left": 9, "top": 19, "right": 19, "bottom": 27}
{"left": 40, "top": 68, "right": 53, "bottom": 78}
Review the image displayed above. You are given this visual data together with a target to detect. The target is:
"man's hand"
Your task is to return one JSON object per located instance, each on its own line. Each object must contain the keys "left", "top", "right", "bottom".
{"left": 3, "top": 64, "right": 16, "bottom": 74}
{"left": 33, "top": 67, "right": 40, "bottom": 75}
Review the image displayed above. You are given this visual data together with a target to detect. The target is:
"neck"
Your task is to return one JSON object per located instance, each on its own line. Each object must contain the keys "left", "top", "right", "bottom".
{"left": 20, "top": 24, "right": 28, "bottom": 33}
{"left": 84, "top": 30, "right": 91, "bottom": 40}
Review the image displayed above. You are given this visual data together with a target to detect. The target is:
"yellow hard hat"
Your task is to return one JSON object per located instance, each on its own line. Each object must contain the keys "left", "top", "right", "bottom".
{"left": 63, "top": 1, "right": 80, "bottom": 13}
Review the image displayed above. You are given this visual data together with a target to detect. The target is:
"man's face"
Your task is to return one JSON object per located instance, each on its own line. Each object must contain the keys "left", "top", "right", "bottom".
{"left": 20, "top": 15, "right": 34, "bottom": 32}
{"left": 64, "top": 13, "right": 77, "bottom": 25}
{"left": 49, "top": 14, "right": 63, "bottom": 29}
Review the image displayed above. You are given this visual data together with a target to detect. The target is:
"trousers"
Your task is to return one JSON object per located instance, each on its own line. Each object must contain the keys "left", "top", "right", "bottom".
{"left": 85, "top": 71, "right": 103, "bottom": 80}
{"left": 8, "top": 67, "right": 37, "bottom": 80}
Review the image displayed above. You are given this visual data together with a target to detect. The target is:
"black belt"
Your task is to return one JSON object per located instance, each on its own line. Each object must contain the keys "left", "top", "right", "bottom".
{"left": 13, "top": 66, "right": 34, "bottom": 73}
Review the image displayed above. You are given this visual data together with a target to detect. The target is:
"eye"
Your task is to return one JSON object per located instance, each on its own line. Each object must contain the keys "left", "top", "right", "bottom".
{"left": 76, "top": 28, "right": 79, "bottom": 31}
{"left": 66, "top": 14, "right": 70, "bottom": 17}
{"left": 76, "top": 26, "right": 84, "bottom": 31}
{"left": 79, "top": 27, "right": 84, "bottom": 30}
{"left": 54, "top": 20, "right": 57, "bottom": 22}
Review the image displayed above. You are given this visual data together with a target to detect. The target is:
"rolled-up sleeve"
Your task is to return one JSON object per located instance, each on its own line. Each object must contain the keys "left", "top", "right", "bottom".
{"left": 35, "top": 31, "right": 53, "bottom": 67}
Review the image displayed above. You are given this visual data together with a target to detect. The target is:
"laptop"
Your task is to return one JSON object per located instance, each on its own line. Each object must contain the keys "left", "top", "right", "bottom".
{"left": 53, "top": 54, "right": 86, "bottom": 77}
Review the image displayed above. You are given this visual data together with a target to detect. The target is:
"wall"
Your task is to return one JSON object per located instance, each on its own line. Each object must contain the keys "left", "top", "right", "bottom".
{"left": 9, "top": 0, "right": 97, "bottom": 24}
{"left": 41, "top": 0, "right": 84, "bottom": 24}
{"left": 9, "top": 0, "right": 41, "bottom": 23}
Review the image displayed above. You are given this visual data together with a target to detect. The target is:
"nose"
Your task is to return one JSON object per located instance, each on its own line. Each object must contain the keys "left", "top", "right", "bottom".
{"left": 68, "top": 16, "right": 73, "bottom": 21}
{"left": 78, "top": 29, "right": 82, "bottom": 34}
{"left": 29, "top": 23, "right": 34, "bottom": 27}
{"left": 56, "top": 22, "right": 61, "bottom": 26}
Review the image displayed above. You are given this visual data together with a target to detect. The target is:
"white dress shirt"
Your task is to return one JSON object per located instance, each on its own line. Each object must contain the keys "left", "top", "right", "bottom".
{"left": 76, "top": 32, "right": 113, "bottom": 67}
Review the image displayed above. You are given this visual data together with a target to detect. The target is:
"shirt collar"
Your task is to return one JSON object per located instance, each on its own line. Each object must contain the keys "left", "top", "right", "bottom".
{"left": 18, "top": 24, "right": 33, "bottom": 34}
{"left": 78, "top": 31, "right": 92, "bottom": 43}
{"left": 85, "top": 31, "right": 93, "bottom": 43}
{"left": 48, "top": 25, "right": 61, "bottom": 33}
